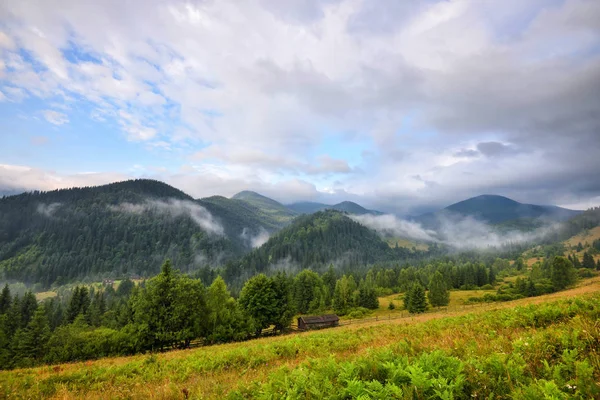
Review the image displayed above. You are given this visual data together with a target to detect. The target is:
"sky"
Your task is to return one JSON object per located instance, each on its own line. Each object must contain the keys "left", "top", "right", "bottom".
{"left": 0, "top": 0, "right": 599, "bottom": 216}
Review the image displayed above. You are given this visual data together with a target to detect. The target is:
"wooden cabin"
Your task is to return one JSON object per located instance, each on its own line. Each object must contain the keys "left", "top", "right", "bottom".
{"left": 297, "top": 314, "right": 339, "bottom": 330}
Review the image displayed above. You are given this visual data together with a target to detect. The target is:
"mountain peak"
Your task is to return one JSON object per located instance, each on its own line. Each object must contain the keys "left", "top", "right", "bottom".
{"left": 428, "top": 194, "right": 580, "bottom": 224}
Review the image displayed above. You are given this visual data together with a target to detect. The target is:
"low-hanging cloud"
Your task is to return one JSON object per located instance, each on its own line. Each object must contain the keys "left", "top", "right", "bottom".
{"left": 351, "top": 214, "right": 437, "bottom": 242}
{"left": 36, "top": 202, "right": 61, "bottom": 217}
{"left": 351, "top": 213, "right": 560, "bottom": 250}
{"left": 240, "top": 226, "right": 270, "bottom": 248}
{"left": 109, "top": 199, "right": 224, "bottom": 235}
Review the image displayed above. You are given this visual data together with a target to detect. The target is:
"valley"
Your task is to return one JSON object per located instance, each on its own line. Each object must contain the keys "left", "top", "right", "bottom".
{"left": 1, "top": 179, "right": 599, "bottom": 399}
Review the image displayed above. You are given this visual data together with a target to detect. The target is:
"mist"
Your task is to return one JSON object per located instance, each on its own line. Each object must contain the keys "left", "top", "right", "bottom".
{"left": 109, "top": 199, "right": 224, "bottom": 235}
{"left": 352, "top": 213, "right": 560, "bottom": 250}
{"left": 36, "top": 202, "right": 61, "bottom": 217}
{"left": 240, "top": 227, "right": 270, "bottom": 248}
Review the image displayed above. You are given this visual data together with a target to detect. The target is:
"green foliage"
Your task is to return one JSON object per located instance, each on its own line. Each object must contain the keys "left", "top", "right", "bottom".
{"left": 206, "top": 276, "right": 254, "bottom": 344}
{"left": 132, "top": 260, "right": 208, "bottom": 349}
{"left": 239, "top": 274, "right": 278, "bottom": 334}
{"left": 236, "top": 210, "right": 429, "bottom": 280}
{"left": 0, "top": 284, "right": 10, "bottom": 314}
{"left": 427, "top": 271, "right": 450, "bottom": 307}
{"left": 407, "top": 282, "right": 428, "bottom": 314}
{"left": 582, "top": 251, "right": 595, "bottom": 269}
{"left": 332, "top": 275, "right": 357, "bottom": 315}
{"left": 551, "top": 256, "right": 576, "bottom": 290}
{"left": 293, "top": 270, "right": 326, "bottom": 314}
{"left": 0, "top": 179, "right": 261, "bottom": 286}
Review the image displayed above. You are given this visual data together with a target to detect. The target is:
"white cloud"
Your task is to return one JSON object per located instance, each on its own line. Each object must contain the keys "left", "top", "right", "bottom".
{"left": 0, "top": 0, "right": 598, "bottom": 212}
{"left": 109, "top": 199, "right": 224, "bottom": 235}
{"left": 42, "top": 110, "right": 69, "bottom": 125}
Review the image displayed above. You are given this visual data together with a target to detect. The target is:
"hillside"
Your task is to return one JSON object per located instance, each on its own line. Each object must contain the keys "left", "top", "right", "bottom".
{"left": 3, "top": 281, "right": 599, "bottom": 399}
{"left": 230, "top": 210, "right": 425, "bottom": 280}
{"left": 0, "top": 180, "right": 252, "bottom": 286}
{"left": 286, "top": 201, "right": 329, "bottom": 214}
{"left": 415, "top": 194, "right": 581, "bottom": 228}
{"left": 287, "top": 200, "right": 382, "bottom": 215}
{"left": 198, "top": 195, "right": 283, "bottom": 234}
{"left": 231, "top": 191, "right": 297, "bottom": 226}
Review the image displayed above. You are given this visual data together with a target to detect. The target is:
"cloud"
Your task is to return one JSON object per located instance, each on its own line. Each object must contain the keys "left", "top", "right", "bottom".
{"left": 476, "top": 141, "right": 521, "bottom": 158}
{"left": 36, "top": 202, "right": 61, "bottom": 217}
{"left": 0, "top": 0, "right": 598, "bottom": 214}
{"left": 352, "top": 212, "right": 560, "bottom": 250}
{"left": 351, "top": 214, "right": 437, "bottom": 242}
{"left": 42, "top": 110, "right": 69, "bottom": 125}
{"left": 109, "top": 199, "right": 224, "bottom": 235}
{"left": 240, "top": 226, "right": 270, "bottom": 248}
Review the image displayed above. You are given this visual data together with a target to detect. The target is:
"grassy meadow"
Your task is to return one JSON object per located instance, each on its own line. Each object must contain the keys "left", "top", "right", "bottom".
{"left": 2, "top": 277, "right": 600, "bottom": 399}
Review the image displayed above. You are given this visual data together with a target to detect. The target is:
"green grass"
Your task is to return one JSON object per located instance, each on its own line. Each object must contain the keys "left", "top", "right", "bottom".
{"left": 2, "top": 279, "right": 600, "bottom": 399}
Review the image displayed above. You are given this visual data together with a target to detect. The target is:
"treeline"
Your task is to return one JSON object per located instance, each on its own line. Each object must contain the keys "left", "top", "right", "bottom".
{"left": 0, "top": 253, "right": 509, "bottom": 370}
{"left": 0, "top": 180, "right": 241, "bottom": 287}
{"left": 1, "top": 246, "right": 592, "bottom": 370}
{"left": 224, "top": 210, "right": 444, "bottom": 283}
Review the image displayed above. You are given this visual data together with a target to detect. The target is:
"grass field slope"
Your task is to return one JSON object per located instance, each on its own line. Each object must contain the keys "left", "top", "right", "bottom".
{"left": 2, "top": 278, "right": 599, "bottom": 399}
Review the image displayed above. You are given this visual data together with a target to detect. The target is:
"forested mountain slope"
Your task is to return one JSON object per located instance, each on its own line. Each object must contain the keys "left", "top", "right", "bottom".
{"left": 416, "top": 194, "right": 581, "bottom": 229}
{"left": 0, "top": 180, "right": 256, "bottom": 286}
{"left": 231, "top": 191, "right": 297, "bottom": 226}
{"left": 228, "top": 210, "right": 434, "bottom": 280}
{"left": 287, "top": 200, "right": 382, "bottom": 215}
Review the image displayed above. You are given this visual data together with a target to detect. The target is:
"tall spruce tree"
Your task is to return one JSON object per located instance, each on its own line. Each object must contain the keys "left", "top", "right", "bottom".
{"left": 550, "top": 256, "right": 576, "bottom": 290}
{"left": 582, "top": 252, "right": 595, "bottom": 269}
{"left": 407, "top": 282, "right": 427, "bottom": 314}
{"left": 427, "top": 271, "right": 449, "bottom": 307}
{"left": 0, "top": 285, "right": 11, "bottom": 315}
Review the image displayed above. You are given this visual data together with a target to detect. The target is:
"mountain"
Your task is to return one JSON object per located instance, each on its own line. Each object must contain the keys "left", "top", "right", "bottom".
{"left": 415, "top": 194, "right": 581, "bottom": 228}
{"left": 286, "top": 201, "right": 329, "bottom": 214}
{"left": 0, "top": 180, "right": 279, "bottom": 287}
{"left": 226, "top": 210, "right": 431, "bottom": 282}
{"left": 329, "top": 201, "right": 383, "bottom": 215}
{"left": 231, "top": 191, "right": 297, "bottom": 226}
{"left": 198, "top": 195, "right": 284, "bottom": 233}
{"left": 287, "top": 200, "right": 382, "bottom": 215}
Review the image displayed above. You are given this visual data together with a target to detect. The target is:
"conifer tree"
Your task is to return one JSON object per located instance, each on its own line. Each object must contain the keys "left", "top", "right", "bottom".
{"left": 582, "top": 252, "right": 595, "bottom": 269}
{"left": 550, "top": 256, "right": 576, "bottom": 290}
{"left": 427, "top": 271, "right": 450, "bottom": 307}
{"left": 0, "top": 285, "right": 11, "bottom": 315}
{"left": 407, "top": 282, "right": 427, "bottom": 314}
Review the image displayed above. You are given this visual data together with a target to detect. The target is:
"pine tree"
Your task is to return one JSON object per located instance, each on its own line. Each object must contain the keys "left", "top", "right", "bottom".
{"left": 13, "top": 307, "right": 51, "bottom": 366}
{"left": 550, "top": 256, "right": 576, "bottom": 291}
{"left": 407, "top": 283, "right": 427, "bottom": 314}
{"left": 427, "top": 271, "right": 449, "bottom": 307}
{"left": 514, "top": 257, "right": 524, "bottom": 271}
{"left": 526, "top": 279, "right": 537, "bottom": 297}
{"left": 322, "top": 265, "right": 337, "bottom": 307}
{"left": 582, "top": 252, "right": 595, "bottom": 269}
{"left": 20, "top": 292, "right": 38, "bottom": 328}
{"left": 0, "top": 285, "right": 11, "bottom": 315}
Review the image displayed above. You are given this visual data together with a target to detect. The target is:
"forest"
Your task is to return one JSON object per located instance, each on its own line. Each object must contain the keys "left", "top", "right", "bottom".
{"left": 1, "top": 245, "right": 595, "bottom": 370}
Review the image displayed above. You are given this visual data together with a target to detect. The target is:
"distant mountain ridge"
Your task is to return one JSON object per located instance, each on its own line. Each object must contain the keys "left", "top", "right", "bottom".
{"left": 415, "top": 194, "right": 581, "bottom": 228}
{"left": 230, "top": 191, "right": 298, "bottom": 226}
{"left": 286, "top": 200, "right": 382, "bottom": 216}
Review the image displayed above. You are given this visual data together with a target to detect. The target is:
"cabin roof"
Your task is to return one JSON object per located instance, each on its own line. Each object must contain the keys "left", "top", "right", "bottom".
{"left": 298, "top": 314, "right": 339, "bottom": 324}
